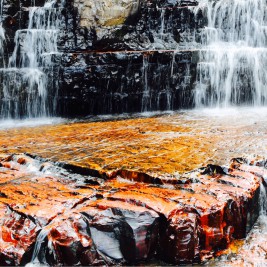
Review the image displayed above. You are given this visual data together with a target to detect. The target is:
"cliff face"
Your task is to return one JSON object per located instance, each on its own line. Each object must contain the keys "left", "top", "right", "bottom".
{"left": 0, "top": 0, "right": 205, "bottom": 118}
{"left": 67, "top": 0, "right": 202, "bottom": 51}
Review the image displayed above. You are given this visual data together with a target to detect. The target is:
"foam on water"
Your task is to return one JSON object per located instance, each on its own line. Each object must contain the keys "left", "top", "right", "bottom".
{"left": 188, "top": 106, "right": 267, "bottom": 119}
{"left": 0, "top": 117, "right": 64, "bottom": 130}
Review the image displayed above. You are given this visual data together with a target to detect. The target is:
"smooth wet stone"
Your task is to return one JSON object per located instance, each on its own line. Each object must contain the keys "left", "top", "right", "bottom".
{"left": 79, "top": 199, "right": 160, "bottom": 263}
{"left": 160, "top": 210, "right": 200, "bottom": 264}
{"left": 38, "top": 213, "right": 106, "bottom": 266}
{"left": 0, "top": 203, "right": 40, "bottom": 265}
{"left": 102, "top": 180, "right": 233, "bottom": 261}
{"left": 183, "top": 169, "right": 261, "bottom": 240}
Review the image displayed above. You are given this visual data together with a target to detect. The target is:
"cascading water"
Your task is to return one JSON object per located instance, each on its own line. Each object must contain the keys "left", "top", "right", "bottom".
{"left": 194, "top": 0, "right": 267, "bottom": 107}
{"left": 259, "top": 183, "right": 267, "bottom": 215}
{"left": 27, "top": 228, "right": 49, "bottom": 266}
{"left": 0, "top": 0, "right": 61, "bottom": 119}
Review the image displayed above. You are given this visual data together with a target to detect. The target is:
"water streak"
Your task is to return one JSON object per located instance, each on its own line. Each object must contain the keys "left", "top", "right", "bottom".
{"left": 259, "top": 183, "right": 267, "bottom": 215}
{"left": 27, "top": 229, "right": 49, "bottom": 266}
{"left": 0, "top": 0, "right": 5, "bottom": 68}
{"left": 141, "top": 55, "right": 151, "bottom": 112}
{"left": 194, "top": 0, "right": 267, "bottom": 107}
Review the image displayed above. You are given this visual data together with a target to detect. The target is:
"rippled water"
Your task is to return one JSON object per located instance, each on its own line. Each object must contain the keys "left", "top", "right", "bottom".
{"left": 1, "top": 107, "right": 267, "bottom": 173}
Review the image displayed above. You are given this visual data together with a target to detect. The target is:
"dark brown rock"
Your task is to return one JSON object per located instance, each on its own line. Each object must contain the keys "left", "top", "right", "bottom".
{"left": 161, "top": 210, "right": 200, "bottom": 264}
{"left": 80, "top": 199, "right": 160, "bottom": 263}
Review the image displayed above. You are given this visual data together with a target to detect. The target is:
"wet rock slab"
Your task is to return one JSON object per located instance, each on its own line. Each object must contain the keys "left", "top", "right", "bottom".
{"left": 0, "top": 154, "right": 265, "bottom": 265}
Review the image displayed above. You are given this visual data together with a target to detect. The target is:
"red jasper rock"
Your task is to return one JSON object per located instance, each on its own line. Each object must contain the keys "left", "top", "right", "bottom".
{"left": 0, "top": 203, "right": 40, "bottom": 265}
{"left": 0, "top": 154, "right": 265, "bottom": 265}
{"left": 39, "top": 213, "right": 105, "bottom": 266}
{"left": 161, "top": 210, "right": 200, "bottom": 264}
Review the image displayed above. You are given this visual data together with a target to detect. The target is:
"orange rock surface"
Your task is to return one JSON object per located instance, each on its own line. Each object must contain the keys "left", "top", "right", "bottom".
{"left": 0, "top": 153, "right": 264, "bottom": 265}
{"left": 1, "top": 110, "right": 267, "bottom": 177}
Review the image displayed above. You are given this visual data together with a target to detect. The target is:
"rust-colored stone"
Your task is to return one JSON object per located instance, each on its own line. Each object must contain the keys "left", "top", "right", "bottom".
{"left": 0, "top": 203, "right": 40, "bottom": 265}
{"left": 0, "top": 154, "right": 265, "bottom": 265}
{"left": 0, "top": 115, "right": 227, "bottom": 175}
{"left": 42, "top": 213, "right": 105, "bottom": 266}
{"left": 161, "top": 210, "right": 200, "bottom": 264}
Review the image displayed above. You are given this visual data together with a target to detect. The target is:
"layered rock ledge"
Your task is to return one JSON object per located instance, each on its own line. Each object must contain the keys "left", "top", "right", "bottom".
{"left": 0, "top": 0, "right": 205, "bottom": 118}
{"left": 0, "top": 154, "right": 265, "bottom": 265}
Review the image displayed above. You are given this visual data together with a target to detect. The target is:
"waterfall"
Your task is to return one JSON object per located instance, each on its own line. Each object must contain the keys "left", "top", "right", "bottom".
{"left": 0, "top": 25, "right": 4, "bottom": 67}
{"left": 159, "top": 8, "right": 165, "bottom": 40}
{"left": 30, "top": 229, "right": 49, "bottom": 264}
{"left": 0, "top": 0, "right": 61, "bottom": 119}
{"left": 194, "top": 0, "right": 267, "bottom": 107}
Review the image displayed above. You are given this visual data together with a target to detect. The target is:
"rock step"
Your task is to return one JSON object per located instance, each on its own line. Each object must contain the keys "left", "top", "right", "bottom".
{"left": 56, "top": 50, "right": 197, "bottom": 117}
{"left": 0, "top": 0, "right": 207, "bottom": 118}
{"left": 2, "top": 0, "right": 205, "bottom": 55}
{"left": 0, "top": 154, "right": 265, "bottom": 265}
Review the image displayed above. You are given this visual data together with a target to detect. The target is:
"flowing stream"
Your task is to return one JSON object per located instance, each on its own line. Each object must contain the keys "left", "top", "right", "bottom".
{"left": 194, "top": 0, "right": 267, "bottom": 107}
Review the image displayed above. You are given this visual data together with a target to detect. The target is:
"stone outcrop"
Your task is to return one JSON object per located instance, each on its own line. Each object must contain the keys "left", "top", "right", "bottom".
{"left": 0, "top": 154, "right": 265, "bottom": 265}
{"left": 74, "top": 0, "right": 140, "bottom": 29}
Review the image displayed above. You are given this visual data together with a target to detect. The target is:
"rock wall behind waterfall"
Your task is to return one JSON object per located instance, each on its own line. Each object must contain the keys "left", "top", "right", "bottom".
{"left": 1, "top": 0, "right": 205, "bottom": 117}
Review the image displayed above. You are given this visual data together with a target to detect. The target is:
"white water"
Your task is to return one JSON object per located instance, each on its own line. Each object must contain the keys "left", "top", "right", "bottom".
{"left": 260, "top": 183, "right": 267, "bottom": 215}
{"left": 26, "top": 229, "right": 49, "bottom": 267}
{"left": 194, "top": 0, "right": 267, "bottom": 107}
{"left": 0, "top": 0, "right": 61, "bottom": 119}
{"left": 150, "top": 7, "right": 178, "bottom": 50}
{"left": 0, "top": 117, "right": 64, "bottom": 129}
